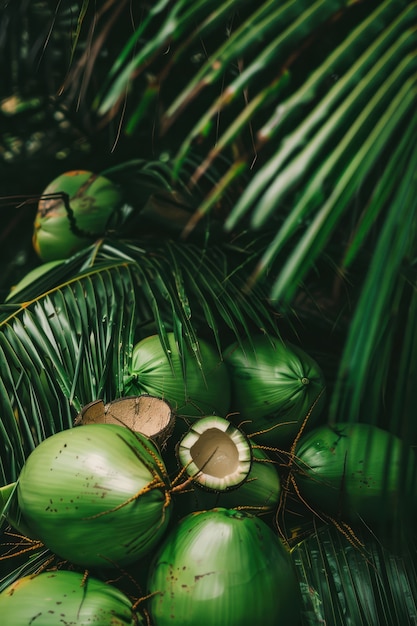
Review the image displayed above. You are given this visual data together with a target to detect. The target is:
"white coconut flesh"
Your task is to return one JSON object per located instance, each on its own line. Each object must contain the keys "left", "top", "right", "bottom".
{"left": 178, "top": 416, "right": 252, "bottom": 491}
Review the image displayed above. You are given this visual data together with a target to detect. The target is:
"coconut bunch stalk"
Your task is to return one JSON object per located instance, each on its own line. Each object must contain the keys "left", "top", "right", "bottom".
{"left": 33, "top": 170, "right": 123, "bottom": 261}
{"left": 146, "top": 507, "right": 301, "bottom": 626}
{"left": 224, "top": 334, "right": 326, "bottom": 446}
{"left": 124, "top": 332, "right": 231, "bottom": 421}
{"left": 294, "top": 422, "right": 417, "bottom": 526}
{"left": 175, "top": 415, "right": 281, "bottom": 515}
{"left": 0, "top": 569, "right": 146, "bottom": 625}
{"left": 291, "top": 523, "right": 417, "bottom": 626}
{"left": 5, "top": 424, "right": 172, "bottom": 569}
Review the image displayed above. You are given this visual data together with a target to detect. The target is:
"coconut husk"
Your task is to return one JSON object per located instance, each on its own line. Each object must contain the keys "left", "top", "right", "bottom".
{"left": 74, "top": 395, "right": 175, "bottom": 448}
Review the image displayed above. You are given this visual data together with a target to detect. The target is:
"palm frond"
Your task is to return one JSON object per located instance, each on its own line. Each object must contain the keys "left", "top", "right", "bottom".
{"left": 292, "top": 523, "right": 417, "bottom": 626}
{"left": 249, "top": 62, "right": 417, "bottom": 302}
{"left": 224, "top": 0, "right": 415, "bottom": 231}
{"left": 168, "top": 0, "right": 350, "bottom": 165}
{"left": 88, "top": 0, "right": 415, "bottom": 313}
{"left": 95, "top": 0, "right": 250, "bottom": 120}
{"left": 329, "top": 140, "right": 417, "bottom": 433}
{"left": 0, "top": 545, "right": 55, "bottom": 592}
{"left": 0, "top": 238, "right": 276, "bottom": 483}
{"left": 0, "top": 257, "right": 136, "bottom": 483}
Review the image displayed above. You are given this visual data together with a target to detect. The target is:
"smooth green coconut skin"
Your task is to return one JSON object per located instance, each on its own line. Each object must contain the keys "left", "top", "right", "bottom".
{"left": 0, "top": 570, "right": 144, "bottom": 625}
{"left": 13, "top": 424, "right": 172, "bottom": 568}
{"left": 33, "top": 170, "right": 122, "bottom": 261}
{"left": 224, "top": 335, "right": 326, "bottom": 446}
{"left": 125, "top": 332, "right": 231, "bottom": 418}
{"left": 295, "top": 422, "right": 417, "bottom": 523}
{"left": 146, "top": 508, "right": 301, "bottom": 626}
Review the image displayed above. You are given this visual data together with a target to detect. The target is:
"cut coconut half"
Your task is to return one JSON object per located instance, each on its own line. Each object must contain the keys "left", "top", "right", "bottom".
{"left": 75, "top": 395, "right": 175, "bottom": 447}
{"left": 177, "top": 415, "right": 252, "bottom": 491}
{"left": 174, "top": 441, "right": 281, "bottom": 517}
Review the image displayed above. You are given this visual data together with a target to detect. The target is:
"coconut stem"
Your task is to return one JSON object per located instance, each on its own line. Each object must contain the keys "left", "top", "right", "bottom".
{"left": 117, "top": 432, "right": 170, "bottom": 486}
{"left": 169, "top": 458, "right": 197, "bottom": 493}
{"left": 84, "top": 476, "right": 168, "bottom": 520}
{"left": 0, "top": 536, "right": 44, "bottom": 560}
{"left": 248, "top": 420, "right": 296, "bottom": 440}
{"left": 132, "top": 590, "right": 160, "bottom": 610}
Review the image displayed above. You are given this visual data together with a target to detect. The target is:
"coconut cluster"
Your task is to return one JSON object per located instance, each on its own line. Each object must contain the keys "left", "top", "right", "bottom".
{"left": 1, "top": 326, "right": 329, "bottom": 625}
{"left": 2, "top": 172, "right": 416, "bottom": 624}
{"left": 2, "top": 318, "right": 416, "bottom": 625}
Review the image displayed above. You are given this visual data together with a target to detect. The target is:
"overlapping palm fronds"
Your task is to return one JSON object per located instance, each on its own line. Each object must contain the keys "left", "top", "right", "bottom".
{"left": 1, "top": 0, "right": 415, "bottom": 484}
{"left": 0, "top": 237, "right": 276, "bottom": 484}
{"left": 91, "top": 0, "right": 415, "bottom": 297}
{"left": 292, "top": 523, "right": 417, "bottom": 626}
{"left": 1, "top": 0, "right": 416, "bottom": 616}
{"left": 82, "top": 0, "right": 417, "bottom": 436}
{"left": 0, "top": 254, "right": 136, "bottom": 483}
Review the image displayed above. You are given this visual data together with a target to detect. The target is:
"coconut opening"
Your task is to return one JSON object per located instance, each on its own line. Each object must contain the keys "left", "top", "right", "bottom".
{"left": 178, "top": 415, "right": 252, "bottom": 491}
{"left": 189, "top": 428, "right": 239, "bottom": 479}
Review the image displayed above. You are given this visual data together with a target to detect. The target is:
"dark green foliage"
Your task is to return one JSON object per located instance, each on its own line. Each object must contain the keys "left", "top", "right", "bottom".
{"left": 0, "top": 0, "right": 416, "bottom": 619}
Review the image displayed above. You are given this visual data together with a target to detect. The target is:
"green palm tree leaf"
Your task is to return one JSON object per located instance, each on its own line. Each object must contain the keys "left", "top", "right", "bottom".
{"left": 172, "top": 0, "right": 349, "bottom": 177}
{"left": 173, "top": 242, "right": 275, "bottom": 345}
{"left": 97, "top": 0, "right": 247, "bottom": 118}
{"left": 329, "top": 138, "right": 417, "bottom": 428}
{"left": 253, "top": 33, "right": 416, "bottom": 233}
{"left": 225, "top": 1, "right": 415, "bottom": 230}
{"left": 163, "top": 0, "right": 305, "bottom": 137}
{"left": 341, "top": 112, "right": 417, "bottom": 269}
{"left": 0, "top": 547, "right": 56, "bottom": 595}
{"left": 179, "top": 72, "right": 291, "bottom": 201}
{"left": 0, "top": 238, "right": 277, "bottom": 482}
{"left": 292, "top": 524, "right": 417, "bottom": 626}
{"left": 0, "top": 257, "right": 137, "bottom": 478}
{"left": 257, "top": 72, "right": 417, "bottom": 304}
{"left": 390, "top": 288, "right": 417, "bottom": 440}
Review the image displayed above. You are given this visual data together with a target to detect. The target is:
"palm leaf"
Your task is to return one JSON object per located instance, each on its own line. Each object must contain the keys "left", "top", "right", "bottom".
{"left": 0, "top": 258, "right": 137, "bottom": 483}
{"left": 170, "top": 0, "right": 349, "bottom": 172}
{"left": 224, "top": 1, "right": 415, "bottom": 231}
{"left": 259, "top": 73, "right": 416, "bottom": 304}
{"left": 0, "top": 237, "right": 276, "bottom": 483}
{"left": 88, "top": 1, "right": 415, "bottom": 320}
{"left": 292, "top": 523, "right": 417, "bottom": 626}
{"left": 95, "top": 0, "right": 251, "bottom": 119}
{"left": 0, "top": 545, "right": 55, "bottom": 593}
{"left": 329, "top": 139, "right": 417, "bottom": 432}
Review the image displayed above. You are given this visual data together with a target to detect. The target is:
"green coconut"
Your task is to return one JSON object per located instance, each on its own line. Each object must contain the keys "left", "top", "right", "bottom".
{"left": 224, "top": 334, "right": 326, "bottom": 446}
{"left": 294, "top": 422, "right": 417, "bottom": 523}
{"left": 124, "top": 332, "right": 231, "bottom": 419}
{"left": 33, "top": 170, "right": 122, "bottom": 261}
{"left": 146, "top": 507, "right": 301, "bottom": 626}
{"left": 0, "top": 570, "right": 145, "bottom": 625}
{"left": 10, "top": 424, "right": 172, "bottom": 568}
